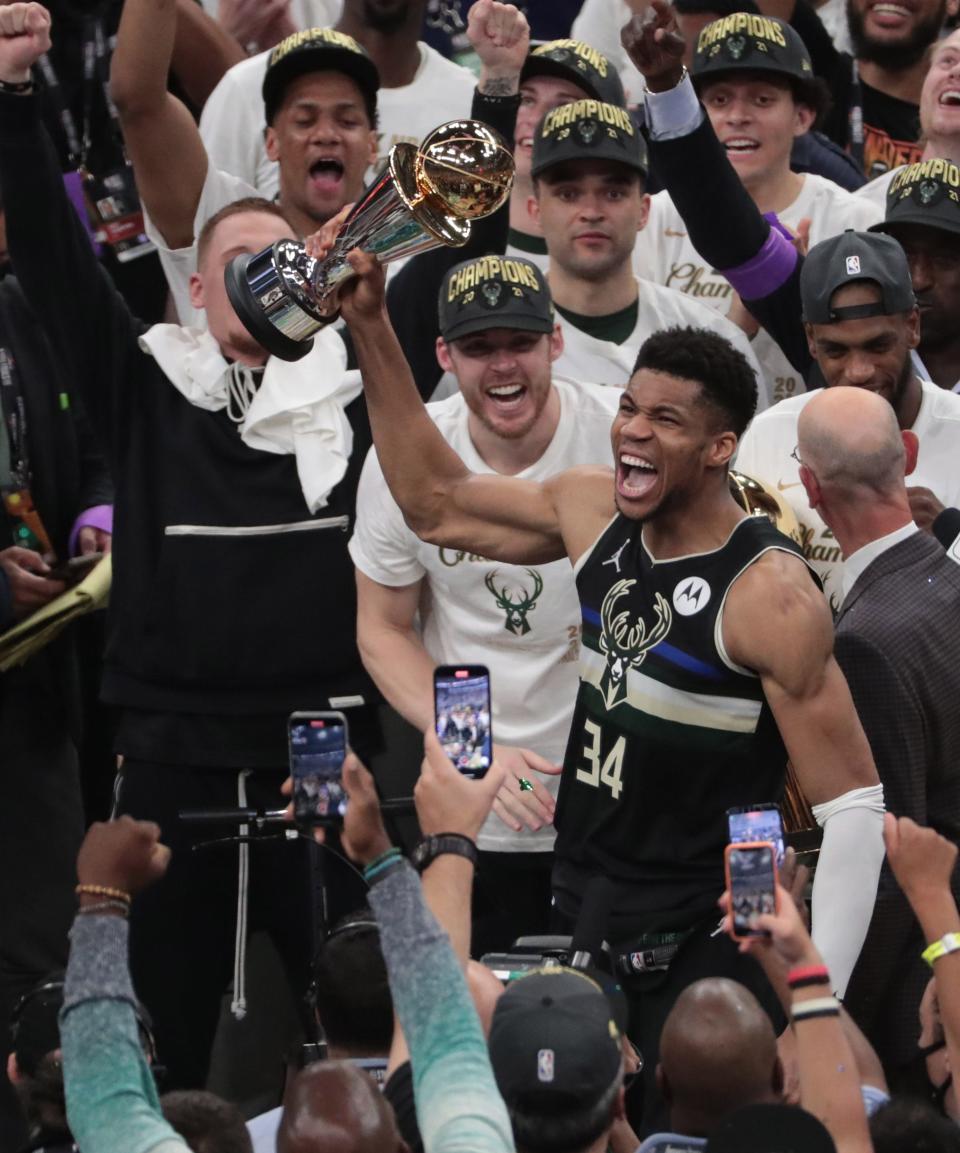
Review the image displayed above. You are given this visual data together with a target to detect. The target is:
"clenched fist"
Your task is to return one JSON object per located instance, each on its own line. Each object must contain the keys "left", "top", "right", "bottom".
{"left": 0, "top": 3, "right": 51, "bottom": 85}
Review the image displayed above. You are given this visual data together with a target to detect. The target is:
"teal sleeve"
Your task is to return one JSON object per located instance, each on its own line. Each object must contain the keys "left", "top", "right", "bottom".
{"left": 368, "top": 861, "right": 514, "bottom": 1153}
{"left": 61, "top": 915, "right": 188, "bottom": 1153}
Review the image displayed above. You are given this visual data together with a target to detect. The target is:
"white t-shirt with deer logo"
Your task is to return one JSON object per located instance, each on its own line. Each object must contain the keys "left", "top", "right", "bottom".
{"left": 349, "top": 375, "right": 618, "bottom": 852}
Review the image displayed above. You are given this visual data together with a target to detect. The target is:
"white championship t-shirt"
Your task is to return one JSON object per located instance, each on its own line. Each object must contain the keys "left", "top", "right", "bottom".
{"left": 349, "top": 376, "right": 619, "bottom": 853}
{"left": 198, "top": 0, "right": 342, "bottom": 34}
{"left": 552, "top": 276, "right": 769, "bottom": 406}
{"left": 735, "top": 379, "right": 960, "bottom": 609}
{"left": 199, "top": 41, "right": 476, "bottom": 200}
{"left": 634, "top": 174, "right": 882, "bottom": 404}
{"left": 856, "top": 166, "right": 898, "bottom": 212}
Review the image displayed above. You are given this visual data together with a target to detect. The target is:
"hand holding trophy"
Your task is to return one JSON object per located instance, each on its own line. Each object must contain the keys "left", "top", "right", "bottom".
{"left": 225, "top": 120, "right": 514, "bottom": 361}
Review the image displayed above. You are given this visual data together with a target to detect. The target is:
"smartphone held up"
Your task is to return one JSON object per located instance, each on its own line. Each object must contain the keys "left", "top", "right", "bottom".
{"left": 725, "top": 840, "right": 779, "bottom": 941}
{"left": 288, "top": 711, "right": 348, "bottom": 827}
{"left": 433, "top": 665, "right": 492, "bottom": 779}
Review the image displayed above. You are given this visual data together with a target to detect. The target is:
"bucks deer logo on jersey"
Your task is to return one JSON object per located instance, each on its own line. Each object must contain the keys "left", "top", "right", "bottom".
{"left": 598, "top": 580, "right": 671, "bottom": 709}
{"left": 485, "top": 568, "right": 544, "bottom": 636}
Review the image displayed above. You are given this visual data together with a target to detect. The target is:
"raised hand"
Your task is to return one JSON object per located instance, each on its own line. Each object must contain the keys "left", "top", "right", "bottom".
{"left": 77, "top": 816, "right": 171, "bottom": 898}
{"left": 468, "top": 0, "right": 530, "bottom": 95}
{"left": 0, "top": 3, "right": 51, "bottom": 84}
{"left": 415, "top": 728, "right": 506, "bottom": 842}
{"left": 884, "top": 813, "right": 958, "bottom": 906}
{"left": 620, "top": 0, "right": 685, "bottom": 92}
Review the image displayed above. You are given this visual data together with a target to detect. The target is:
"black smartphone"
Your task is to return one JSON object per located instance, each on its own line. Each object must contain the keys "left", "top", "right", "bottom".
{"left": 433, "top": 665, "right": 492, "bottom": 779}
{"left": 287, "top": 711, "right": 349, "bottom": 826}
{"left": 727, "top": 803, "right": 785, "bottom": 866}
{"left": 46, "top": 553, "right": 104, "bottom": 585}
{"left": 725, "top": 842, "right": 779, "bottom": 941}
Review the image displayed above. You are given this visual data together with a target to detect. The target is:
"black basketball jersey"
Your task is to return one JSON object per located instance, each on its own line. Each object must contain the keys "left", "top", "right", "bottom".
{"left": 554, "top": 513, "right": 813, "bottom": 935}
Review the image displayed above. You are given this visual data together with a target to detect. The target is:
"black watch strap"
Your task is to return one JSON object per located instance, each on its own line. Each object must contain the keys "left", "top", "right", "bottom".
{"left": 411, "top": 833, "right": 478, "bottom": 873}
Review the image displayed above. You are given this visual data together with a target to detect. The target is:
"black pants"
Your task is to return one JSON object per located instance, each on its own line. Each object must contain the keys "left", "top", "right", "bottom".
{"left": 0, "top": 676, "right": 84, "bottom": 1151}
{"left": 472, "top": 850, "right": 555, "bottom": 958}
{"left": 116, "top": 759, "right": 368, "bottom": 1091}
{"left": 553, "top": 907, "right": 784, "bottom": 1137}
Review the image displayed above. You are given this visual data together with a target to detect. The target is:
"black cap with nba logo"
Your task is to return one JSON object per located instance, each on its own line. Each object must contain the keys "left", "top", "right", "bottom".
{"left": 800, "top": 230, "right": 917, "bottom": 323}
{"left": 520, "top": 39, "right": 626, "bottom": 108}
{"left": 693, "top": 13, "right": 821, "bottom": 107}
{"left": 262, "top": 27, "right": 380, "bottom": 125}
{"left": 438, "top": 255, "right": 555, "bottom": 342}
{"left": 872, "top": 159, "right": 960, "bottom": 239}
{"left": 531, "top": 99, "right": 648, "bottom": 180}
{"left": 488, "top": 967, "right": 625, "bottom": 1113}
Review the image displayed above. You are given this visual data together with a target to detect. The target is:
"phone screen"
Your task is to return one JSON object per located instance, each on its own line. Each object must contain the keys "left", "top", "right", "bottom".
{"left": 727, "top": 804, "right": 785, "bottom": 866}
{"left": 288, "top": 713, "right": 348, "bottom": 825}
{"left": 727, "top": 843, "right": 777, "bottom": 938}
{"left": 433, "top": 666, "right": 492, "bottom": 779}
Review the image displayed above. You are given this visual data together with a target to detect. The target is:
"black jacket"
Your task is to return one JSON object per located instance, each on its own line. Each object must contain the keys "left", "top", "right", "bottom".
{"left": 0, "top": 92, "right": 382, "bottom": 735}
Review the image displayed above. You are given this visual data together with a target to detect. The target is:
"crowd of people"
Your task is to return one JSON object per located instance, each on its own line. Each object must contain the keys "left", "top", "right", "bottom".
{"left": 2, "top": 0, "right": 960, "bottom": 1149}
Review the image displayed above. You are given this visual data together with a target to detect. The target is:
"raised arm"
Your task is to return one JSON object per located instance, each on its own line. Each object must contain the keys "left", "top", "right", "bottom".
{"left": 724, "top": 551, "right": 884, "bottom": 998}
{"left": 110, "top": 0, "right": 209, "bottom": 249}
{"left": 337, "top": 250, "right": 607, "bottom": 564}
{"left": 171, "top": 0, "right": 245, "bottom": 112}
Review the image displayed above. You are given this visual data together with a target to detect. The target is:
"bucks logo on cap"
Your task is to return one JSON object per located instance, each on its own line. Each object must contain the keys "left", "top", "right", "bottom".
{"left": 520, "top": 39, "right": 626, "bottom": 107}
{"left": 531, "top": 100, "right": 648, "bottom": 179}
{"left": 438, "top": 255, "right": 555, "bottom": 343}
{"left": 876, "top": 158, "right": 960, "bottom": 239}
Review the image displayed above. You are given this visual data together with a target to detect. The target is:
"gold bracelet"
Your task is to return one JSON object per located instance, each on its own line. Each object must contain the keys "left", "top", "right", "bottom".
{"left": 76, "top": 883, "right": 131, "bottom": 905}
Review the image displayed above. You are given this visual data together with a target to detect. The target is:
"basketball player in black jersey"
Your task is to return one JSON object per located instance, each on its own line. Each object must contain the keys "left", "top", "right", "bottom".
{"left": 332, "top": 246, "right": 884, "bottom": 1131}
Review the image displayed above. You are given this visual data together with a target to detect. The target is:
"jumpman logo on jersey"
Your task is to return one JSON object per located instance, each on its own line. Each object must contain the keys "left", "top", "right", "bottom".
{"left": 602, "top": 539, "right": 630, "bottom": 575}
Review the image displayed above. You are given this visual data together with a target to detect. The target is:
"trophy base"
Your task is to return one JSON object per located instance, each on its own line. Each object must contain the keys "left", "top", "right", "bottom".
{"left": 225, "top": 253, "right": 315, "bottom": 363}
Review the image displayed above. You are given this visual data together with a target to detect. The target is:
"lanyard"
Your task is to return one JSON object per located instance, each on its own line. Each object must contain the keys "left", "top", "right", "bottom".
{"left": 0, "top": 348, "right": 53, "bottom": 553}
{"left": 36, "top": 14, "right": 122, "bottom": 169}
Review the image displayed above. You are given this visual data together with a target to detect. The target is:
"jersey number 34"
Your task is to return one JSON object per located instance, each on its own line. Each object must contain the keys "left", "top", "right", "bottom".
{"left": 576, "top": 718, "right": 626, "bottom": 800}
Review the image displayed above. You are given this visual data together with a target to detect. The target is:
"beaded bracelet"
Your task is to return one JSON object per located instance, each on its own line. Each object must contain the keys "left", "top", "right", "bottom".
{"left": 76, "top": 900, "right": 130, "bottom": 917}
{"left": 76, "top": 883, "right": 131, "bottom": 905}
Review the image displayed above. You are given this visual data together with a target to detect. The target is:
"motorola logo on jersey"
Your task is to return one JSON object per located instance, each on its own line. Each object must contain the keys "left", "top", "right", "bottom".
{"left": 672, "top": 576, "right": 712, "bottom": 616}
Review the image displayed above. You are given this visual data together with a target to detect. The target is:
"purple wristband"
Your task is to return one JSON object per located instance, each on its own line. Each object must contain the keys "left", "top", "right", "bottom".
{"left": 69, "top": 505, "right": 113, "bottom": 557}
{"left": 720, "top": 214, "right": 798, "bottom": 302}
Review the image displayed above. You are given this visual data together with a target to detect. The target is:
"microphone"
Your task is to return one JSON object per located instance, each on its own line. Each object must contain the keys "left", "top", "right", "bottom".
{"left": 178, "top": 808, "right": 288, "bottom": 826}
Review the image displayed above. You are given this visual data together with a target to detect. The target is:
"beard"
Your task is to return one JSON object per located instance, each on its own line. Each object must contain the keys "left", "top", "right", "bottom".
{"left": 362, "top": 0, "right": 412, "bottom": 32}
{"left": 847, "top": 0, "right": 946, "bottom": 69}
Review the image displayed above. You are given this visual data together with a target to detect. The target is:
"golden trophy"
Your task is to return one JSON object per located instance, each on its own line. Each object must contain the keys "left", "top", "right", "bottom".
{"left": 225, "top": 120, "right": 514, "bottom": 361}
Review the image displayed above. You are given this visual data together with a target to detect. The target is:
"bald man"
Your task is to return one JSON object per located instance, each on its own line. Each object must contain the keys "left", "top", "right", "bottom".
{"left": 657, "top": 978, "right": 782, "bottom": 1140}
{"left": 277, "top": 1063, "right": 409, "bottom": 1153}
{"left": 797, "top": 386, "right": 960, "bottom": 1084}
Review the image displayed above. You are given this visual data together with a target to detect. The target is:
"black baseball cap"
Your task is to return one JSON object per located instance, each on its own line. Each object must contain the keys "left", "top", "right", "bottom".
{"left": 439, "top": 255, "right": 555, "bottom": 342}
{"left": 801, "top": 230, "right": 916, "bottom": 323}
{"left": 488, "top": 967, "right": 624, "bottom": 1113}
{"left": 872, "top": 159, "right": 960, "bottom": 239}
{"left": 693, "top": 14, "right": 817, "bottom": 97}
{"left": 531, "top": 100, "right": 648, "bottom": 180}
{"left": 262, "top": 28, "right": 380, "bottom": 125}
{"left": 521, "top": 39, "right": 626, "bottom": 107}
{"left": 706, "top": 1103, "right": 837, "bottom": 1153}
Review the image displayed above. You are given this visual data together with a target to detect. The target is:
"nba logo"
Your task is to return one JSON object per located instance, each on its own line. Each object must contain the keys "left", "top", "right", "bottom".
{"left": 845, "top": 255, "right": 861, "bottom": 275}
{"left": 537, "top": 1048, "right": 555, "bottom": 1082}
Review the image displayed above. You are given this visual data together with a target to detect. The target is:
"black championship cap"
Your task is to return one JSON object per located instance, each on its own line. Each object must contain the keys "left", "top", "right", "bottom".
{"left": 693, "top": 13, "right": 814, "bottom": 88}
{"left": 872, "top": 158, "right": 960, "bottom": 239}
{"left": 520, "top": 39, "right": 626, "bottom": 107}
{"left": 706, "top": 1103, "right": 837, "bottom": 1153}
{"left": 801, "top": 229, "right": 916, "bottom": 323}
{"left": 531, "top": 100, "right": 648, "bottom": 179}
{"left": 262, "top": 28, "right": 380, "bottom": 125}
{"left": 439, "top": 255, "right": 555, "bottom": 342}
{"left": 488, "top": 967, "right": 624, "bottom": 1114}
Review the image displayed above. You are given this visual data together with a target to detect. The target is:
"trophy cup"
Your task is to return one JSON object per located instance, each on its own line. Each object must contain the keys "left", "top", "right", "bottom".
{"left": 225, "top": 120, "right": 514, "bottom": 361}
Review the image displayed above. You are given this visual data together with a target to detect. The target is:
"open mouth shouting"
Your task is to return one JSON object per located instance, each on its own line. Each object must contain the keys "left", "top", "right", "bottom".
{"left": 617, "top": 452, "right": 659, "bottom": 501}
{"left": 723, "top": 137, "right": 761, "bottom": 156}
{"left": 866, "top": 1, "right": 915, "bottom": 28}
{"left": 939, "top": 87, "right": 960, "bottom": 106}
{"left": 309, "top": 157, "right": 345, "bottom": 194}
{"left": 486, "top": 382, "right": 529, "bottom": 412}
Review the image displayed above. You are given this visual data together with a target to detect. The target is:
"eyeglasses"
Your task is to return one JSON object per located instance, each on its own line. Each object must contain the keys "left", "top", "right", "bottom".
{"left": 790, "top": 444, "right": 805, "bottom": 469}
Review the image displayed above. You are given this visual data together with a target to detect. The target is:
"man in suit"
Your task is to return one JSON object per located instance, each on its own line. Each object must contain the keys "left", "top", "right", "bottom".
{"left": 796, "top": 384, "right": 960, "bottom": 1083}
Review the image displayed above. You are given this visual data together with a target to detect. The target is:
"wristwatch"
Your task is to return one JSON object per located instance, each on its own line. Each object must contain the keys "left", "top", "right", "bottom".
{"left": 411, "top": 833, "right": 478, "bottom": 873}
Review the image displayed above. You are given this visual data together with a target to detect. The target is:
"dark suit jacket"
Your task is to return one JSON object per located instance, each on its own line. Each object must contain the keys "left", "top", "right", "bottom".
{"left": 836, "top": 530, "right": 960, "bottom": 1073}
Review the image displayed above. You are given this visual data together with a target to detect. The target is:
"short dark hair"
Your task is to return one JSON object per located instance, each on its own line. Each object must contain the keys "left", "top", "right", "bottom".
{"left": 196, "top": 197, "right": 292, "bottom": 265}
{"left": 310, "top": 911, "right": 393, "bottom": 1053}
{"left": 870, "top": 1097, "right": 960, "bottom": 1153}
{"left": 160, "top": 1090, "right": 252, "bottom": 1153}
{"left": 510, "top": 1072, "right": 621, "bottom": 1153}
{"left": 632, "top": 326, "right": 758, "bottom": 438}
